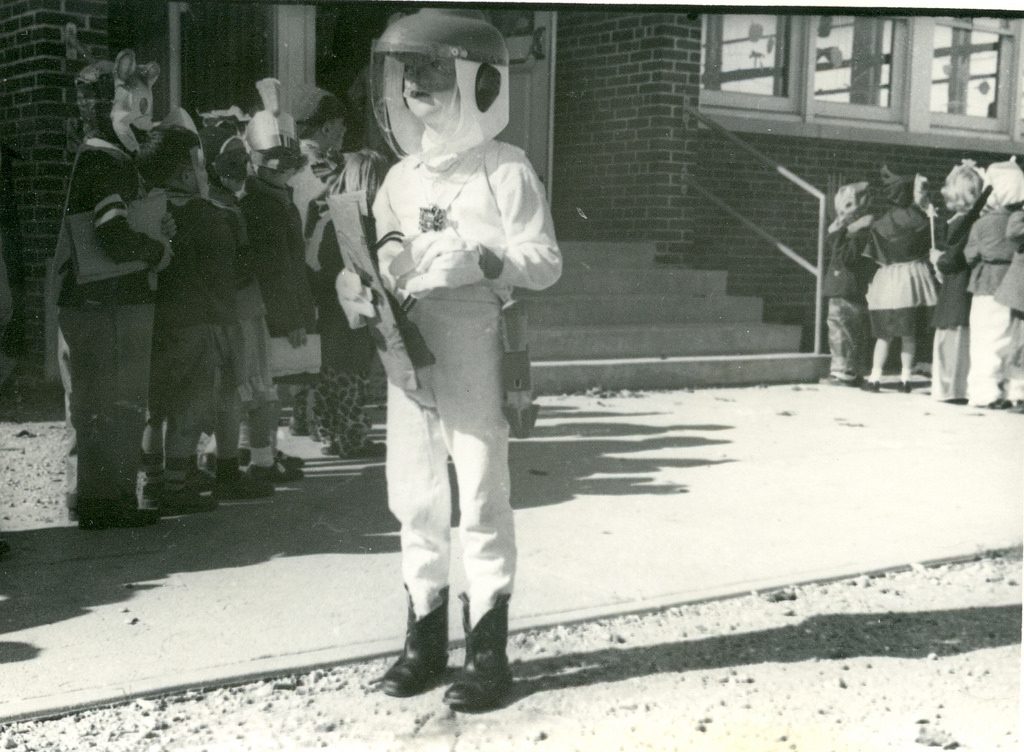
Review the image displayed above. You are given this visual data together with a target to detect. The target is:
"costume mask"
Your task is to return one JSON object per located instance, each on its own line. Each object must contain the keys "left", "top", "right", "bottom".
{"left": 111, "top": 50, "right": 160, "bottom": 153}
{"left": 983, "top": 157, "right": 1024, "bottom": 210}
{"left": 245, "top": 78, "right": 304, "bottom": 173}
{"left": 833, "top": 181, "right": 869, "bottom": 223}
{"left": 370, "top": 9, "right": 509, "bottom": 161}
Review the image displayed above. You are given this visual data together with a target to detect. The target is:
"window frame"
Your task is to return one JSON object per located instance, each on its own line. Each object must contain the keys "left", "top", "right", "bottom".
{"left": 803, "top": 15, "right": 908, "bottom": 124}
{"left": 697, "top": 13, "right": 1024, "bottom": 155}
{"left": 698, "top": 14, "right": 806, "bottom": 115}
{"left": 926, "top": 16, "right": 1018, "bottom": 134}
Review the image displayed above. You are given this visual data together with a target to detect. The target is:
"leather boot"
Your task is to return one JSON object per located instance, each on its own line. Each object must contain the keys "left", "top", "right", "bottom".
{"left": 380, "top": 587, "right": 449, "bottom": 697}
{"left": 443, "top": 593, "right": 512, "bottom": 711}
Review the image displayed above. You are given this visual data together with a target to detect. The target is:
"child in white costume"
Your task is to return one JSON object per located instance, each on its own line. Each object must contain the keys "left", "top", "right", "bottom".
{"left": 367, "top": 9, "right": 561, "bottom": 710}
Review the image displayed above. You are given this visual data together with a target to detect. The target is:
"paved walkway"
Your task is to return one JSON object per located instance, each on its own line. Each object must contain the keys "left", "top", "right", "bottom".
{"left": 1, "top": 383, "right": 1021, "bottom": 722}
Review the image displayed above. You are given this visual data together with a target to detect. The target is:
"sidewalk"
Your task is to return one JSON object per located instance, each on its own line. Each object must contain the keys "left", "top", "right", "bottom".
{"left": 1, "top": 383, "right": 1021, "bottom": 723}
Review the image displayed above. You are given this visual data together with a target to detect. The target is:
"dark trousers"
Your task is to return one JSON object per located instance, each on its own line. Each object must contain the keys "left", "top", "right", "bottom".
{"left": 59, "top": 303, "right": 153, "bottom": 505}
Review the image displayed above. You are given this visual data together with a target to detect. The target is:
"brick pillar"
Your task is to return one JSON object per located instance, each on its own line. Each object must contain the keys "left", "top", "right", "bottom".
{"left": 551, "top": 11, "right": 701, "bottom": 263}
{"left": 0, "top": 0, "right": 110, "bottom": 378}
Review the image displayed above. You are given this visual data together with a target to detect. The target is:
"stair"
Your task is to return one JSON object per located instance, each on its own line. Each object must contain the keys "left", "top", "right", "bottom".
{"left": 528, "top": 241, "right": 827, "bottom": 393}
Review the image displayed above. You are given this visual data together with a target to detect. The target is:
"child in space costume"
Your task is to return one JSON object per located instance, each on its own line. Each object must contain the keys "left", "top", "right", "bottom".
{"left": 366, "top": 9, "right": 561, "bottom": 710}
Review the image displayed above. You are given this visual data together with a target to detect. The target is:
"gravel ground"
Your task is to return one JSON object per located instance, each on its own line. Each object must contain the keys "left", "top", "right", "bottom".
{"left": 0, "top": 552, "right": 1019, "bottom": 752}
{"left": 1, "top": 380, "right": 1020, "bottom": 751}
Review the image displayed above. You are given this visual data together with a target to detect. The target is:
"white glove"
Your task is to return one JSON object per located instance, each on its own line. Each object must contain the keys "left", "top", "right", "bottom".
{"left": 335, "top": 268, "right": 375, "bottom": 328}
{"left": 390, "top": 230, "right": 484, "bottom": 297}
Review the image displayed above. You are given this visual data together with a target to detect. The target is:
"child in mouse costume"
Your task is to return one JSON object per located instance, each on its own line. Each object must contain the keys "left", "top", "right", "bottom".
{"left": 368, "top": 9, "right": 561, "bottom": 711}
{"left": 55, "top": 50, "right": 170, "bottom": 530}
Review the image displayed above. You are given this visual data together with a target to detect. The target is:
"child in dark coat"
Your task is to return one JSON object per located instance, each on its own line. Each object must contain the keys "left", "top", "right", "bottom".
{"left": 930, "top": 161, "right": 987, "bottom": 403}
{"left": 137, "top": 114, "right": 244, "bottom": 513}
{"left": 862, "top": 166, "right": 938, "bottom": 392}
{"left": 823, "top": 181, "right": 875, "bottom": 385}
{"left": 240, "top": 79, "right": 316, "bottom": 482}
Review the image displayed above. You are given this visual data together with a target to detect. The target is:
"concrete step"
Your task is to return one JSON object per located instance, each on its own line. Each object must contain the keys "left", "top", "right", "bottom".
{"left": 529, "top": 322, "right": 802, "bottom": 360}
{"left": 522, "top": 267, "right": 728, "bottom": 297}
{"left": 526, "top": 294, "right": 763, "bottom": 326}
{"left": 533, "top": 353, "right": 830, "bottom": 393}
{"left": 559, "top": 240, "right": 658, "bottom": 268}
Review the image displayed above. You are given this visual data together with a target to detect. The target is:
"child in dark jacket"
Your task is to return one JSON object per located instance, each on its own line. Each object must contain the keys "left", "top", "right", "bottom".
{"left": 823, "top": 181, "right": 875, "bottom": 385}
{"left": 240, "top": 79, "right": 316, "bottom": 482}
{"left": 930, "top": 161, "right": 987, "bottom": 403}
{"left": 862, "top": 166, "right": 938, "bottom": 393}
{"left": 136, "top": 115, "right": 249, "bottom": 513}
{"left": 197, "top": 119, "right": 277, "bottom": 497}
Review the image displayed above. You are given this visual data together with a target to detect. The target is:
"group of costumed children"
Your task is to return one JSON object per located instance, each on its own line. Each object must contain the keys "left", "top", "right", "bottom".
{"left": 56, "top": 50, "right": 390, "bottom": 528}
{"left": 55, "top": 8, "right": 562, "bottom": 712}
{"left": 824, "top": 158, "right": 1024, "bottom": 410}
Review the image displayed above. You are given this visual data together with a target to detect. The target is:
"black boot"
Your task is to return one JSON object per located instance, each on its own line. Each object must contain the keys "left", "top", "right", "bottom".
{"left": 443, "top": 593, "right": 512, "bottom": 711}
{"left": 380, "top": 587, "right": 449, "bottom": 697}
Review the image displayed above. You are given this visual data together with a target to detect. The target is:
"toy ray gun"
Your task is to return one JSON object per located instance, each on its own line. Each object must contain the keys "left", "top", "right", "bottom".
{"left": 499, "top": 299, "right": 538, "bottom": 439}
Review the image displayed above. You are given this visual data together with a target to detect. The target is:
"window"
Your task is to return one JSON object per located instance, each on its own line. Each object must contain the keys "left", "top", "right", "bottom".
{"left": 812, "top": 16, "right": 895, "bottom": 108}
{"left": 698, "top": 14, "right": 1024, "bottom": 153}
{"left": 702, "top": 15, "right": 792, "bottom": 97}
{"left": 930, "top": 18, "right": 1014, "bottom": 124}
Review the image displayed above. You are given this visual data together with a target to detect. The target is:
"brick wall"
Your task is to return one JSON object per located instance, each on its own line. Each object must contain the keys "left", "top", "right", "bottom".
{"left": 0, "top": 0, "right": 109, "bottom": 374}
{"left": 552, "top": 10, "right": 1014, "bottom": 350}
{"left": 686, "top": 130, "right": 1009, "bottom": 349}
{"left": 551, "top": 10, "right": 702, "bottom": 250}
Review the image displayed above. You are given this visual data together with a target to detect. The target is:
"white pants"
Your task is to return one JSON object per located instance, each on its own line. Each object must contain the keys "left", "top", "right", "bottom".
{"left": 931, "top": 327, "right": 970, "bottom": 402}
{"left": 386, "top": 296, "right": 514, "bottom": 627}
{"left": 967, "top": 295, "right": 1013, "bottom": 406}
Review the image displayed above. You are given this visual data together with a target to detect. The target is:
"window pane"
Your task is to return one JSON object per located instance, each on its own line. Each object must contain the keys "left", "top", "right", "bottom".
{"left": 931, "top": 23, "right": 1004, "bottom": 118}
{"left": 813, "top": 16, "right": 895, "bottom": 107}
{"left": 701, "top": 15, "right": 790, "bottom": 97}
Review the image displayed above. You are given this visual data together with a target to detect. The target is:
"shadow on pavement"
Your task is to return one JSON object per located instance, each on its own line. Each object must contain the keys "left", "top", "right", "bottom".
{"left": 0, "top": 404, "right": 734, "bottom": 661}
{"left": 508, "top": 604, "right": 1022, "bottom": 703}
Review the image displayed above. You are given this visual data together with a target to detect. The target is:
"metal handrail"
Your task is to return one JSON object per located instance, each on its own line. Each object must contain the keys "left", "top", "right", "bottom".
{"left": 683, "top": 106, "right": 826, "bottom": 355}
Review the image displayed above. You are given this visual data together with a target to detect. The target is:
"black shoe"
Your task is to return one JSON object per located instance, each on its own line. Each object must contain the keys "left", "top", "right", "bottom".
{"left": 212, "top": 472, "right": 275, "bottom": 500}
{"left": 899, "top": 381, "right": 913, "bottom": 394}
{"left": 341, "top": 441, "right": 386, "bottom": 460}
{"left": 321, "top": 441, "right": 340, "bottom": 457}
{"left": 443, "top": 594, "right": 512, "bottom": 712}
{"left": 244, "top": 461, "right": 303, "bottom": 484}
{"left": 158, "top": 487, "right": 218, "bottom": 516}
{"left": 78, "top": 498, "right": 160, "bottom": 530}
{"left": 985, "top": 398, "right": 1012, "bottom": 410}
{"left": 187, "top": 466, "right": 216, "bottom": 493}
{"left": 276, "top": 450, "right": 305, "bottom": 470}
{"left": 381, "top": 588, "right": 449, "bottom": 697}
{"left": 861, "top": 380, "right": 881, "bottom": 393}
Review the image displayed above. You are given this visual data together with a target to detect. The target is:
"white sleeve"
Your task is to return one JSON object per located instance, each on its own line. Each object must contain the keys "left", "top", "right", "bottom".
{"left": 489, "top": 152, "right": 562, "bottom": 291}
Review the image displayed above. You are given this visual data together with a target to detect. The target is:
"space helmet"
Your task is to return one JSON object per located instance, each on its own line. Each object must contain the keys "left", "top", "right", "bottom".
{"left": 370, "top": 9, "right": 509, "bottom": 160}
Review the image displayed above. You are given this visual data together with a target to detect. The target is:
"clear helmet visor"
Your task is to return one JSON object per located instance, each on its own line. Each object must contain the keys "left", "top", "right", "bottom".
{"left": 370, "top": 50, "right": 508, "bottom": 160}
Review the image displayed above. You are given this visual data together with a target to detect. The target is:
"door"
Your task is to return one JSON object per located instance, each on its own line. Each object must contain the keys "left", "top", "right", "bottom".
{"left": 489, "top": 10, "right": 557, "bottom": 189}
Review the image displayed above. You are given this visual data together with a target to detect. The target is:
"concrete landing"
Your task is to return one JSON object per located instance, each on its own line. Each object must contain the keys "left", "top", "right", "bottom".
{"left": 0, "top": 383, "right": 1020, "bottom": 722}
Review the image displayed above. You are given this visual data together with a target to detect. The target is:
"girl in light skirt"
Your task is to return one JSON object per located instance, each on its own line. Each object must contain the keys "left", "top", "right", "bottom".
{"left": 862, "top": 166, "right": 938, "bottom": 392}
